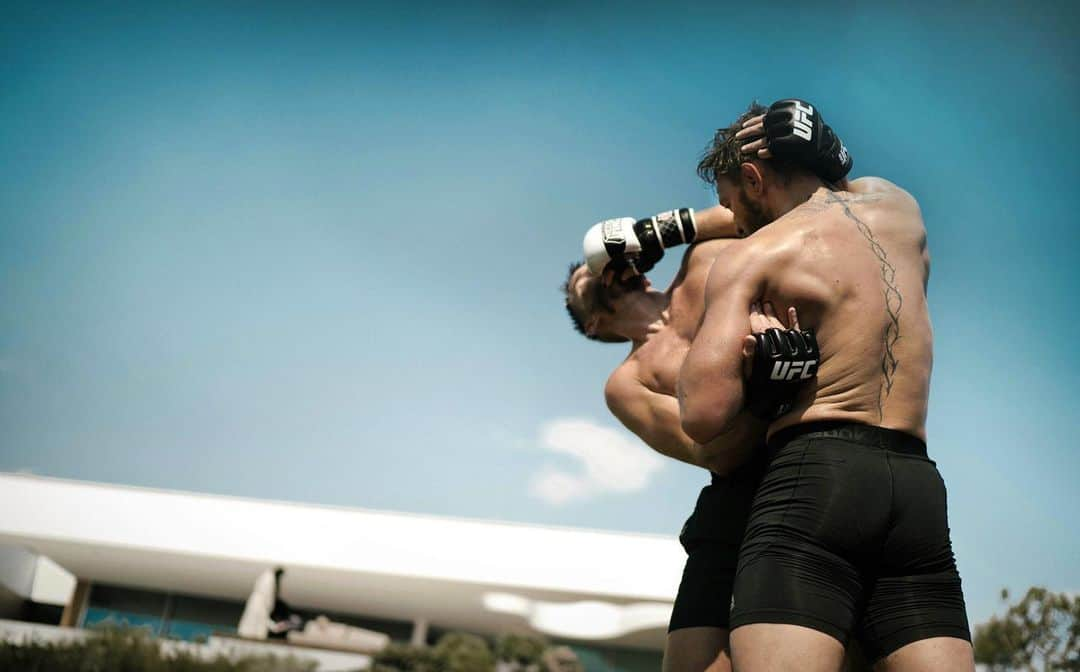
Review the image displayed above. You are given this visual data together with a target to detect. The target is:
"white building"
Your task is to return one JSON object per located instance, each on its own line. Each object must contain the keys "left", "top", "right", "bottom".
{"left": 0, "top": 472, "right": 687, "bottom": 670}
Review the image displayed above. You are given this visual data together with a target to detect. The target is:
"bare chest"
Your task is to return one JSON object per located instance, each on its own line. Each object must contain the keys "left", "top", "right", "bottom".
{"left": 631, "top": 330, "right": 691, "bottom": 396}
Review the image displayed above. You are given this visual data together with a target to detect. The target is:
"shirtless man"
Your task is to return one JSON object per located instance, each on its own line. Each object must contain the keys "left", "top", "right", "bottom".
{"left": 677, "top": 100, "right": 974, "bottom": 671}
{"left": 563, "top": 211, "right": 770, "bottom": 672}
{"left": 563, "top": 103, "right": 852, "bottom": 672}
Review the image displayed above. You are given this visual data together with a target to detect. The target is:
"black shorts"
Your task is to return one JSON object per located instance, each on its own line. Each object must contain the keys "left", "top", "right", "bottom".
{"left": 729, "top": 422, "right": 971, "bottom": 661}
{"left": 669, "top": 453, "right": 765, "bottom": 632}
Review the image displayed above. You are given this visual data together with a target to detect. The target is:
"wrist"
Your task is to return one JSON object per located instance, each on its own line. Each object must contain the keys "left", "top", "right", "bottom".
{"left": 651, "top": 208, "right": 697, "bottom": 247}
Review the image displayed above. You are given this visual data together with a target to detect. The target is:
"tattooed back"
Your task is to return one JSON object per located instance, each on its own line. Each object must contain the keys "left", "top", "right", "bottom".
{"left": 745, "top": 177, "right": 932, "bottom": 439}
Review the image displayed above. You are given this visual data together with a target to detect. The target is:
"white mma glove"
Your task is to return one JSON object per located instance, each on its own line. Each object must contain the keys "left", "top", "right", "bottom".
{"left": 582, "top": 208, "right": 697, "bottom": 276}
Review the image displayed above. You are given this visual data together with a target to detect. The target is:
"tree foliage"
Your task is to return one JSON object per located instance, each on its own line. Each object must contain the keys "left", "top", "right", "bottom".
{"left": 433, "top": 633, "right": 496, "bottom": 672}
{"left": 492, "top": 633, "right": 546, "bottom": 667}
{"left": 0, "top": 626, "right": 316, "bottom": 672}
{"left": 973, "top": 587, "right": 1079, "bottom": 671}
{"left": 371, "top": 632, "right": 571, "bottom": 672}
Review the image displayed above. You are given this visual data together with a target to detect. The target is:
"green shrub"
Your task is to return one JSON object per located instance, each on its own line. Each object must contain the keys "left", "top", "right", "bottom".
{"left": 371, "top": 642, "right": 446, "bottom": 672}
{"left": 0, "top": 626, "right": 317, "bottom": 672}
{"left": 371, "top": 633, "right": 560, "bottom": 672}
{"left": 433, "top": 632, "right": 494, "bottom": 672}
{"left": 493, "top": 634, "right": 546, "bottom": 667}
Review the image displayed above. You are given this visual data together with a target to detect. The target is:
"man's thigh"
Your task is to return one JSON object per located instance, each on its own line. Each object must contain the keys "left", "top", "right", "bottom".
{"left": 872, "top": 637, "right": 974, "bottom": 672}
{"left": 664, "top": 626, "right": 729, "bottom": 672}
{"left": 730, "top": 623, "right": 845, "bottom": 672}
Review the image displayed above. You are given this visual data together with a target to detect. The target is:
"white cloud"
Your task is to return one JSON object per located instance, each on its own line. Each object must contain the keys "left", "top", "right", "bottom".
{"left": 529, "top": 418, "right": 663, "bottom": 506}
{"left": 530, "top": 470, "right": 592, "bottom": 505}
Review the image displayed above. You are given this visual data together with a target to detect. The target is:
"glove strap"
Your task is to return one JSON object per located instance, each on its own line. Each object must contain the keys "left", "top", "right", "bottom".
{"left": 601, "top": 218, "right": 629, "bottom": 259}
{"left": 654, "top": 208, "right": 697, "bottom": 248}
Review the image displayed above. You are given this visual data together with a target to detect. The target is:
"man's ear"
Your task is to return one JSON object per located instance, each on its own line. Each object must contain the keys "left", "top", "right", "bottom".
{"left": 740, "top": 162, "right": 765, "bottom": 197}
{"left": 585, "top": 315, "right": 601, "bottom": 337}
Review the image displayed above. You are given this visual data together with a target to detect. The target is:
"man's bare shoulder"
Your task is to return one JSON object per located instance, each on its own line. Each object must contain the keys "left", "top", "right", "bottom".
{"left": 848, "top": 177, "right": 920, "bottom": 211}
{"left": 675, "top": 238, "right": 737, "bottom": 275}
{"left": 700, "top": 232, "right": 800, "bottom": 300}
{"left": 604, "top": 359, "right": 647, "bottom": 413}
{"left": 688, "top": 237, "right": 739, "bottom": 255}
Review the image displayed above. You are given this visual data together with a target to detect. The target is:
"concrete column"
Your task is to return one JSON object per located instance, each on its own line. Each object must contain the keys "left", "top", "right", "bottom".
{"left": 410, "top": 617, "right": 429, "bottom": 647}
{"left": 60, "top": 579, "right": 90, "bottom": 628}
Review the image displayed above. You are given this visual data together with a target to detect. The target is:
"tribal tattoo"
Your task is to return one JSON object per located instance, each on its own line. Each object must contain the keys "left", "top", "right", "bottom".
{"left": 825, "top": 192, "right": 902, "bottom": 418}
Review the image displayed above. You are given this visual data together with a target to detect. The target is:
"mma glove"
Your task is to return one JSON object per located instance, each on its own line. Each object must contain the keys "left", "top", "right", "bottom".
{"left": 761, "top": 99, "right": 852, "bottom": 183}
{"left": 746, "top": 327, "right": 820, "bottom": 420}
{"left": 583, "top": 208, "right": 697, "bottom": 276}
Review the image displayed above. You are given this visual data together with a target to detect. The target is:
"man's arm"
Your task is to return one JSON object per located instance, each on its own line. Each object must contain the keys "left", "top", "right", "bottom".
{"left": 678, "top": 242, "right": 771, "bottom": 444}
{"left": 692, "top": 204, "right": 740, "bottom": 240}
{"left": 605, "top": 363, "right": 764, "bottom": 474}
{"left": 583, "top": 205, "right": 739, "bottom": 279}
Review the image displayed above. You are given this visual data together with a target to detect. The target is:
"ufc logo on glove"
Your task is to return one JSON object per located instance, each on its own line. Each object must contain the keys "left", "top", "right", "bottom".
{"left": 746, "top": 327, "right": 820, "bottom": 419}
{"left": 770, "top": 359, "right": 819, "bottom": 381}
{"left": 792, "top": 101, "right": 815, "bottom": 141}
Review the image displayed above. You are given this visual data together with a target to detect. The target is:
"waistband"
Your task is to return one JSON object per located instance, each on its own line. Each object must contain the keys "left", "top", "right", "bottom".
{"left": 767, "top": 421, "right": 927, "bottom": 458}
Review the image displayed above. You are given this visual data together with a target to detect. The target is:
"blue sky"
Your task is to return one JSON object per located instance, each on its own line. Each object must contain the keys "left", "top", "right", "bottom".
{"left": 1, "top": 1, "right": 1077, "bottom": 625}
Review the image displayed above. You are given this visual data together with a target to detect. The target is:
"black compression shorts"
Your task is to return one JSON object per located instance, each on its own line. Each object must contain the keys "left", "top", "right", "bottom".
{"left": 729, "top": 422, "right": 971, "bottom": 661}
{"left": 669, "top": 452, "right": 766, "bottom": 632}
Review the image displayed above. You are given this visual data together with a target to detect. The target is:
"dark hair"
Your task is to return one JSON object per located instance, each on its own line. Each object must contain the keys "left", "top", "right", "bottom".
{"left": 561, "top": 261, "right": 629, "bottom": 344}
{"left": 697, "top": 101, "right": 805, "bottom": 187}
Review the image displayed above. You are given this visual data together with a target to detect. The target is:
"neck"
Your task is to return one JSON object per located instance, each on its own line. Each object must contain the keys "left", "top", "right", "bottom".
{"left": 769, "top": 173, "right": 828, "bottom": 219}
{"left": 616, "top": 292, "right": 670, "bottom": 344}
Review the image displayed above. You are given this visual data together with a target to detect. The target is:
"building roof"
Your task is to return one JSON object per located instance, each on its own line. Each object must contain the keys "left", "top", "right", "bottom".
{"left": 0, "top": 473, "right": 685, "bottom": 649}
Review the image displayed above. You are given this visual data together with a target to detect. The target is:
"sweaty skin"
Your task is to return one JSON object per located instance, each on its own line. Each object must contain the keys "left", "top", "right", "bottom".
{"left": 600, "top": 239, "right": 755, "bottom": 672}
{"left": 568, "top": 206, "right": 765, "bottom": 672}
{"left": 679, "top": 177, "right": 932, "bottom": 445}
{"left": 599, "top": 238, "right": 765, "bottom": 474}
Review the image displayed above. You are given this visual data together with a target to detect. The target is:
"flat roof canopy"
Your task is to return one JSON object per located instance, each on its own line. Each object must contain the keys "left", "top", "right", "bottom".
{"left": 0, "top": 474, "right": 685, "bottom": 649}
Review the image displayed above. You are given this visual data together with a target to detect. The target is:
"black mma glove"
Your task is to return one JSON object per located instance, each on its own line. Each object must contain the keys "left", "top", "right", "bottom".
{"left": 762, "top": 99, "right": 852, "bottom": 183}
{"left": 745, "top": 327, "right": 819, "bottom": 420}
{"left": 628, "top": 216, "right": 664, "bottom": 274}
{"left": 627, "top": 209, "right": 698, "bottom": 274}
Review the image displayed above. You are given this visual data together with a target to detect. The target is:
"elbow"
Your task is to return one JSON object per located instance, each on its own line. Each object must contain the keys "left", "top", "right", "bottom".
{"left": 681, "top": 399, "right": 740, "bottom": 446}
{"left": 681, "top": 414, "right": 712, "bottom": 446}
{"left": 682, "top": 410, "right": 729, "bottom": 446}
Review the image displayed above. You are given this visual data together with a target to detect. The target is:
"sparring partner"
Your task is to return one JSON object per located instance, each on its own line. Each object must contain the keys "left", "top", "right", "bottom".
{"left": 564, "top": 216, "right": 799, "bottom": 672}
{"left": 562, "top": 117, "right": 848, "bottom": 671}
{"left": 676, "top": 100, "right": 973, "bottom": 672}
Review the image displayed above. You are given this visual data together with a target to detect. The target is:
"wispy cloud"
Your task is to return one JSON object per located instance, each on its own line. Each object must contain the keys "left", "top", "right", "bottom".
{"left": 529, "top": 418, "right": 663, "bottom": 506}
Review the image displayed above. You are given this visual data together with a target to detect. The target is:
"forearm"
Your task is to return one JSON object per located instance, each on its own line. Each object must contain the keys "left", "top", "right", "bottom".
{"left": 607, "top": 373, "right": 716, "bottom": 472}
{"left": 679, "top": 244, "right": 765, "bottom": 443}
{"left": 631, "top": 405, "right": 714, "bottom": 471}
{"left": 691, "top": 205, "right": 739, "bottom": 241}
{"left": 678, "top": 358, "right": 747, "bottom": 447}
{"left": 649, "top": 435, "right": 712, "bottom": 471}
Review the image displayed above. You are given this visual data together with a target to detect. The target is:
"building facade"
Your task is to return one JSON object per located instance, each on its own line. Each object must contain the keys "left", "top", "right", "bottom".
{"left": 0, "top": 473, "right": 688, "bottom": 671}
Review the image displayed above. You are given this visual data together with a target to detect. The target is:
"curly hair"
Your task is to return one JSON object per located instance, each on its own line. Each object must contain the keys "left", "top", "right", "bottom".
{"left": 697, "top": 101, "right": 806, "bottom": 187}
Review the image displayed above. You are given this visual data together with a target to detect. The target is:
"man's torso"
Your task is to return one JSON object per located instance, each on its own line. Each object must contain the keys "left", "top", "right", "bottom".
{"left": 625, "top": 239, "right": 735, "bottom": 395}
{"left": 750, "top": 178, "right": 933, "bottom": 439}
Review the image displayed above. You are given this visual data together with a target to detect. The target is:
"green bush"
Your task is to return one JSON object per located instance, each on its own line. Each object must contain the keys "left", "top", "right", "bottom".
{"left": 493, "top": 634, "right": 546, "bottom": 667}
{"left": 433, "top": 633, "right": 495, "bottom": 672}
{"left": 0, "top": 627, "right": 317, "bottom": 672}
{"left": 371, "top": 642, "right": 446, "bottom": 672}
{"left": 371, "top": 633, "right": 565, "bottom": 672}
